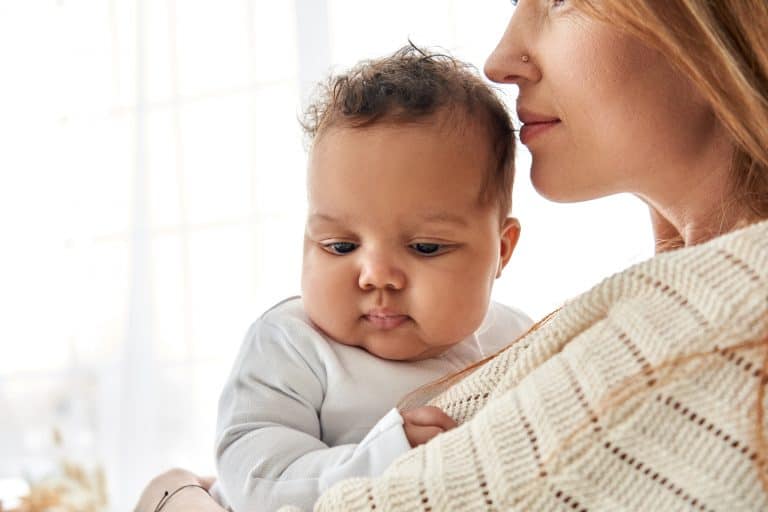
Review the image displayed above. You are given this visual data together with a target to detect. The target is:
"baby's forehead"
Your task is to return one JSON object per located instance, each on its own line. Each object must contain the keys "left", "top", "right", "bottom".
{"left": 305, "top": 112, "right": 505, "bottom": 219}
{"left": 307, "top": 125, "right": 492, "bottom": 183}
{"left": 307, "top": 114, "right": 499, "bottom": 183}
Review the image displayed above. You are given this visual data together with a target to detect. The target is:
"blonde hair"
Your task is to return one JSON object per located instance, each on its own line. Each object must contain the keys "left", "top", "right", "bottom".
{"left": 576, "top": 0, "right": 768, "bottom": 220}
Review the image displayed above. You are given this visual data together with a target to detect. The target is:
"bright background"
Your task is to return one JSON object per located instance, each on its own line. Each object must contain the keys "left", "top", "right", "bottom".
{"left": 0, "top": 1, "right": 652, "bottom": 510}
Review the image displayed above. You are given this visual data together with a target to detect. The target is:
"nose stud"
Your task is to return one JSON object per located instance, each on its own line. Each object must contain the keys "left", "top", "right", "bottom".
{"left": 521, "top": 54, "right": 530, "bottom": 63}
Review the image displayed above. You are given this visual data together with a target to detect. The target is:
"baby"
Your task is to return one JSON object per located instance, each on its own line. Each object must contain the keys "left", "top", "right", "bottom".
{"left": 214, "top": 45, "right": 531, "bottom": 512}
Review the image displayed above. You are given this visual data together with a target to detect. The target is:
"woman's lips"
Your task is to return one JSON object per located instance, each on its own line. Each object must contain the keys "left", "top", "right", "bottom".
{"left": 364, "top": 314, "right": 409, "bottom": 330}
{"left": 517, "top": 108, "right": 561, "bottom": 145}
{"left": 519, "top": 120, "right": 560, "bottom": 145}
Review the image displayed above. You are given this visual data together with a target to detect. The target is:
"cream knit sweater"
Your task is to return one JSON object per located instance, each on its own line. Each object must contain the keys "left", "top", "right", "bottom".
{"left": 308, "top": 219, "right": 768, "bottom": 511}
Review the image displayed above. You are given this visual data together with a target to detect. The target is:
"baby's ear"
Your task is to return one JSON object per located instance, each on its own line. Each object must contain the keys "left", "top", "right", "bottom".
{"left": 497, "top": 217, "right": 521, "bottom": 278}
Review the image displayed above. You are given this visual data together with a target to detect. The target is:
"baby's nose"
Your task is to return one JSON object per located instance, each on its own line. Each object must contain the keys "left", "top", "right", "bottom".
{"left": 358, "top": 255, "right": 406, "bottom": 291}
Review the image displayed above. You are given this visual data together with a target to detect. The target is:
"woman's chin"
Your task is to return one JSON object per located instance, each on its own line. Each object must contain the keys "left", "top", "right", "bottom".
{"left": 531, "top": 169, "right": 611, "bottom": 204}
{"left": 531, "top": 173, "right": 582, "bottom": 203}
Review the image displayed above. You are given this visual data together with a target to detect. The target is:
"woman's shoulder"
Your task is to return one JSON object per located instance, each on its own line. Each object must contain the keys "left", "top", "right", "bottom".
{"left": 552, "top": 219, "right": 768, "bottom": 363}
{"left": 565, "top": 218, "right": 767, "bottom": 320}
{"left": 430, "top": 219, "right": 768, "bottom": 422}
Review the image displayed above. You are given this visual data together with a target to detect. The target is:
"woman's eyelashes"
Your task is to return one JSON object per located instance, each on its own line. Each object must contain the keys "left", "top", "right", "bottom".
{"left": 510, "top": 0, "right": 566, "bottom": 7}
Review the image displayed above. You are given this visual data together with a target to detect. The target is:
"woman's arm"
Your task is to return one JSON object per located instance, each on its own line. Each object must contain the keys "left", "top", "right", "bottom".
{"left": 133, "top": 469, "right": 220, "bottom": 512}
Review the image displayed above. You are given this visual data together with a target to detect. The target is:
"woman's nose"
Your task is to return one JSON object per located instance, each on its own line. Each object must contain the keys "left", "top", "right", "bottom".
{"left": 484, "top": 8, "right": 540, "bottom": 85}
{"left": 358, "top": 254, "right": 406, "bottom": 291}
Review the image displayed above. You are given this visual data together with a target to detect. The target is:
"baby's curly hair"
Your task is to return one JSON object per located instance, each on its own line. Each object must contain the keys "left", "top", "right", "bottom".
{"left": 302, "top": 43, "right": 516, "bottom": 219}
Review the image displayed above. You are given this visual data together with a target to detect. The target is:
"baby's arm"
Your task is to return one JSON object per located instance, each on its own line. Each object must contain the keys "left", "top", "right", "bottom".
{"left": 215, "top": 321, "right": 413, "bottom": 512}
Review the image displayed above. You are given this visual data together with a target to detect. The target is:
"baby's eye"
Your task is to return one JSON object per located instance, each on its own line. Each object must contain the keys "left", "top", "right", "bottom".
{"left": 323, "top": 241, "right": 358, "bottom": 255}
{"left": 410, "top": 243, "right": 442, "bottom": 255}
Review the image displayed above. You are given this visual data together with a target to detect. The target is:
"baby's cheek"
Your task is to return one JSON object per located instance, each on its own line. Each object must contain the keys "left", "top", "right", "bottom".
{"left": 303, "top": 272, "right": 352, "bottom": 338}
{"left": 306, "top": 304, "right": 354, "bottom": 346}
{"left": 423, "top": 293, "right": 487, "bottom": 344}
{"left": 451, "top": 286, "right": 491, "bottom": 330}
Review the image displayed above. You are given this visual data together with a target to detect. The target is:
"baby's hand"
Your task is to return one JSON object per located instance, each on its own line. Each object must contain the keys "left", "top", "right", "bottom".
{"left": 401, "top": 406, "right": 457, "bottom": 447}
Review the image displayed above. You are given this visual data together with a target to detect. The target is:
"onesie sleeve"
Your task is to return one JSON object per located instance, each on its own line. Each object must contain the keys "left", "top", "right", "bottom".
{"left": 215, "top": 320, "right": 411, "bottom": 512}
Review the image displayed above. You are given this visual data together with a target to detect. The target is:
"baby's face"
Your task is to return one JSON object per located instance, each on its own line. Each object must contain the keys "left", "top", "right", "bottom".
{"left": 301, "top": 119, "right": 519, "bottom": 361}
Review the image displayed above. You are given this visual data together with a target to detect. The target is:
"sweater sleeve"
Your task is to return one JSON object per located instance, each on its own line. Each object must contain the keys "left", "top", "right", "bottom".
{"left": 215, "top": 320, "right": 412, "bottom": 512}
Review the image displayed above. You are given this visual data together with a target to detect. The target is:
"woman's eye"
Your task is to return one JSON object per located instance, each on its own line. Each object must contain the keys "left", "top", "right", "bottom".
{"left": 323, "top": 241, "right": 358, "bottom": 254}
{"left": 410, "top": 243, "right": 442, "bottom": 255}
{"left": 511, "top": 0, "right": 564, "bottom": 6}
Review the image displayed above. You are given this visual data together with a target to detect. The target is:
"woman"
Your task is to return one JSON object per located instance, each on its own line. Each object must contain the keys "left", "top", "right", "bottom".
{"left": 136, "top": 0, "right": 768, "bottom": 510}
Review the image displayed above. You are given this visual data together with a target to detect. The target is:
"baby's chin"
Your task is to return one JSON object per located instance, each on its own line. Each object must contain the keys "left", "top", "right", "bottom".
{"left": 326, "top": 335, "right": 418, "bottom": 361}
{"left": 311, "top": 318, "right": 458, "bottom": 361}
{"left": 360, "top": 338, "right": 455, "bottom": 362}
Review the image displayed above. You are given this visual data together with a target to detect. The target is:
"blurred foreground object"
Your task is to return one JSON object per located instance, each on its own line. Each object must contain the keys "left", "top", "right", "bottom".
{"left": 0, "top": 430, "right": 107, "bottom": 512}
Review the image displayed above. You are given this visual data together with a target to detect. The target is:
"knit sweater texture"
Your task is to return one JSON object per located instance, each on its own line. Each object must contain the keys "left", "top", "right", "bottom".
{"left": 307, "top": 219, "right": 768, "bottom": 511}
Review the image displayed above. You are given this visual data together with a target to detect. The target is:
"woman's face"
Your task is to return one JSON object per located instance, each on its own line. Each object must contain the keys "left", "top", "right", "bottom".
{"left": 485, "top": 0, "right": 722, "bottom": 203}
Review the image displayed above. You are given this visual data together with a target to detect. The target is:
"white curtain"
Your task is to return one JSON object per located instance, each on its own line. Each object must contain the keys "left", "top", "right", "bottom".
{"left": 0, "top": 1, "right": 652, "bottom": 511}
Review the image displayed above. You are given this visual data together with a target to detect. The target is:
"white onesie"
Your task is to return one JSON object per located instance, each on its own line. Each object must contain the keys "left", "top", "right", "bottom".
{"left": 215, "top": 296, "right": 531, "bottom": 511}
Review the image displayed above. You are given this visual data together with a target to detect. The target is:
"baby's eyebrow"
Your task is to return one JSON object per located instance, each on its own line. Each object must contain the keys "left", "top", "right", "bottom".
{"left": 417, "top": 212, "right": 469, "bottom": 227}
{"left": 307, "top": 213, "right": 348, "bottom": 225}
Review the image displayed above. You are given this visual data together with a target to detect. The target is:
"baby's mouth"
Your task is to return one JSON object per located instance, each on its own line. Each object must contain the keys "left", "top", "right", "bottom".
{"left": 363, "top": 312, "right": 410, "bottom": 330}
